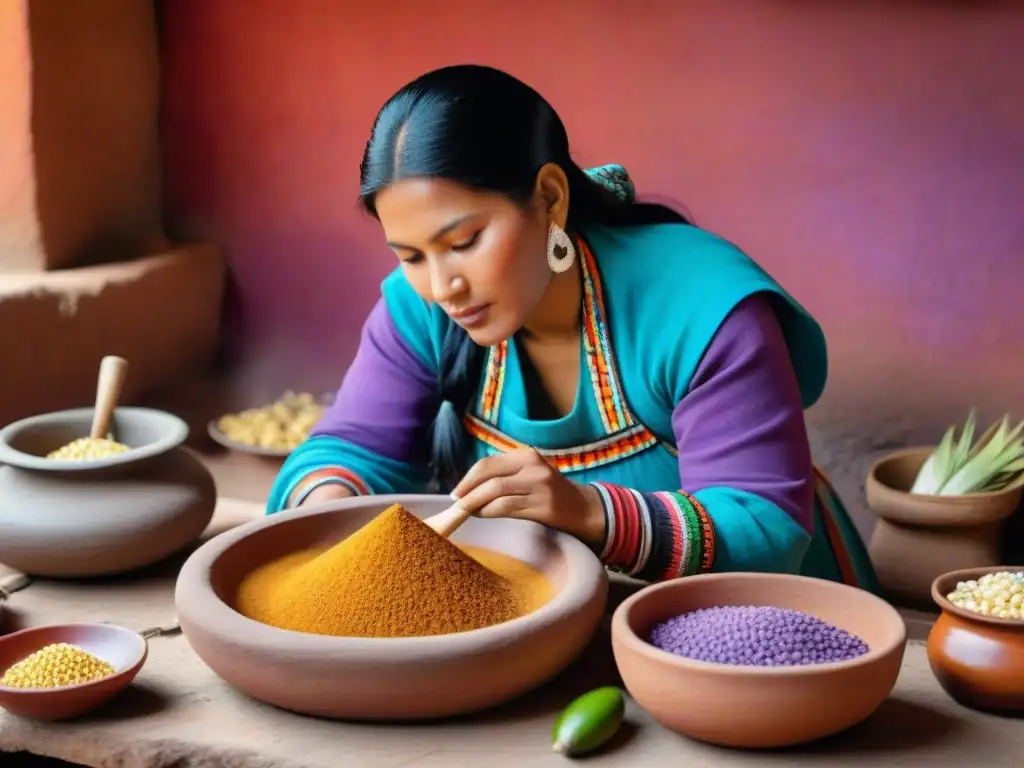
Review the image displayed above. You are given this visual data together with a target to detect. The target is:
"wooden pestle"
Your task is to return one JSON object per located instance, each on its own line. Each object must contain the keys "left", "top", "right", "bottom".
{"left": 90, "top": 356, "right": 129, "bottom": 440}
{"left": 423, "top": 502, "right": 474, "bottom": 538}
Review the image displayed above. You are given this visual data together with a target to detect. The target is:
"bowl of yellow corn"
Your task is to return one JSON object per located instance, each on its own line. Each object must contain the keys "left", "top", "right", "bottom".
{"left": 0, "top": 622, "right": 147, "bottom": 720}
{"left": 208, "top": 391, "right": 329, "bottom": 457}
{"left": 0, "top": 407, "right": 216, "bottom": 578}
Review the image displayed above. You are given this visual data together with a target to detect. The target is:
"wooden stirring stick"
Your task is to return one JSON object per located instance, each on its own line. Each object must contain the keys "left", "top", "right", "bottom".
{"left": 90, "top": 355, "right": 129, "bottom": 440}
{"left": 423, "top": 502, "right": 474, "bottom": 538}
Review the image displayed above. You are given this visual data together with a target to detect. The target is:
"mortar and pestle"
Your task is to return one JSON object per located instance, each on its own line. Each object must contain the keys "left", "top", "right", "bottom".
{"left": 175, "top": 494, "right": 609, "bottom": 720}
{"left": 0, "top": 356, "right": 216, "bottom": 578}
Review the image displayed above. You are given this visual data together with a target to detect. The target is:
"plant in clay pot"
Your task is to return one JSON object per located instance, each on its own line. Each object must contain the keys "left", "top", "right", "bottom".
{"left": 866, "top": 411, "right": 1024, "bottom": 608}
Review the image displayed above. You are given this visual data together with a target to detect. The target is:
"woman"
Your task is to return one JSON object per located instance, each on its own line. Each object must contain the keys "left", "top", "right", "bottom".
{"left": 268, "top": 64, "right": 878, "bottom": 589}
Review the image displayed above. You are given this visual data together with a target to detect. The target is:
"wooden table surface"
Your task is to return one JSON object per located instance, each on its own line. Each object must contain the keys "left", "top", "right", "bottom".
{"left": 0, "top": 474, "right": 1004, "bottom": 768}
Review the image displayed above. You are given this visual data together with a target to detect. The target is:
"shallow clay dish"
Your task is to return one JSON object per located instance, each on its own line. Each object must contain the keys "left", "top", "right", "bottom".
{"left": 207, "top": 394, "right": 333, "bottom": 458}
{"left": 611, "top": 573, "right": 907, "bottom": 749}
{"left": 0, "top": 623, "right": 148, "bottom": 720}
{"left": 0, "top": 407, "right": 215, "bottom": 577}
{"left": 928, "top": 565, "right": 1024, "bottom": 713}
{"left": 207, "top": 420, "right": 291, "bottom": 458}
{"left": 175, "top": 494, "right": 608, "bottom": 720}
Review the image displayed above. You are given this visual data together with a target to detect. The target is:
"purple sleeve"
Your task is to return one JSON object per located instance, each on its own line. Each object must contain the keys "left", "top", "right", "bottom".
{"left": 671, "top": 294, "right": 815, "bottom": 533}
{"left": 311, "top": 298, "right": 439, "bottom": 466}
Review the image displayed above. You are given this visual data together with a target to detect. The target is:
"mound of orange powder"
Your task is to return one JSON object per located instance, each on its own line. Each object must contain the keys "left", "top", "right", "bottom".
{"left": 236, "top": 504, "right": 525, "bottom": 638}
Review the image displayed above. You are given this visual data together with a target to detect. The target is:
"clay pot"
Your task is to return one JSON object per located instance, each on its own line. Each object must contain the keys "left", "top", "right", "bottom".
{"left": 927, "top": 566, "right": 1024, "bottom": 713}
{"left": 175, "top": 494, "right": 609, "bottom": 720}
{"left": 611, "top": 573, "right": 907, "bottom": 749}
{"left": 0, "top": 407, "right": 216, "bottom": 578}
{"left": 866, "top": 447, "right": 1021, "bottom": 608}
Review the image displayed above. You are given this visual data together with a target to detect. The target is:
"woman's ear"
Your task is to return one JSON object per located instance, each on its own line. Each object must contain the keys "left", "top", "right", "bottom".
{"left": 533, "top": 163, "right": 570, "bottom": 229}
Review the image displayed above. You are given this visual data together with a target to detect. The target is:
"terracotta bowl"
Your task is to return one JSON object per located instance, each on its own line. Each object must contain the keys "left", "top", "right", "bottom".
{"left": 175, "top": 494, "right": 609, "bottom": 720}
{"left": 928, "top": 565, "right": 1024, "bottom": 713}
{"left": 0, "top": 407, "right": 216, "bottom": 577}
{"left": 0, "top": 623, "right": 148, "bottom": 720}
{"left": 611, "top": 573, "right": 907, "bottom": 749}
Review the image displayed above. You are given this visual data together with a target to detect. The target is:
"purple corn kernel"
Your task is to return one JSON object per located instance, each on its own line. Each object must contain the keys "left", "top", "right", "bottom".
{"left": 647, "top": 605, "right": 869, "bottom": 667}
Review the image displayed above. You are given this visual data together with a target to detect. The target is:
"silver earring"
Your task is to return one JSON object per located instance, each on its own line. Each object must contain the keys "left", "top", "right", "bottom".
{"left": 547, "top": 223, "right": 575, "bottom": 273}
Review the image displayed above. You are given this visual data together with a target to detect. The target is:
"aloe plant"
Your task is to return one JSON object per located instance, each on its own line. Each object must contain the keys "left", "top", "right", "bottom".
{"left": 911, "top": 410, "right": 1024, "bottom": 495}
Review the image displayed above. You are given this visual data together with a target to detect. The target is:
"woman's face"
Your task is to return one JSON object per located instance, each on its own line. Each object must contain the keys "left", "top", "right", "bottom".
{"left": 373, "top": 177, "right": 553, "bottom": 347}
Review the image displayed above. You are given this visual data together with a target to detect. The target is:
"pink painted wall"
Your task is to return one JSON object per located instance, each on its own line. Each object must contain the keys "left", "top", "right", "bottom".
{"left": 159, "top": 0, "right": 1024, "bottom": 466}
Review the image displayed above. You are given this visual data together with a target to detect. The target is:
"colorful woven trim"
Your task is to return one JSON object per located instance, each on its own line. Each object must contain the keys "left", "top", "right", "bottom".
{"left": 463, "top": 414, "right": 659, "bottom": 474}
{"left": 591, "top": 483, "right": 716, "bottom": 582}
{"left": 478, "top": 341, "right": 507, "bottom": 423}
{"left": 656, "top": 491, "right": 716, "bottom": 580}
{"left": 812, "top": 465, "right": 860, "bottom": 589}
{"left": 579, "top": 239, "right": 633, "bottom": 434}
{"left": 288, "top": 466, "right": 369, "bottom": 507}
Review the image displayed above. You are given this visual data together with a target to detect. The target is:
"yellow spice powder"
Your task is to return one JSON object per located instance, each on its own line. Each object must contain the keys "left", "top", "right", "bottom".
{"left": 236, "top": 504, "right": 554, "bottom": 638}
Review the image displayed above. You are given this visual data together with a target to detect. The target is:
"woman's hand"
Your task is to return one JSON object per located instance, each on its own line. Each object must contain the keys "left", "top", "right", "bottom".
{"left": 451, "top": 449, "right": 606, "bottom": 546}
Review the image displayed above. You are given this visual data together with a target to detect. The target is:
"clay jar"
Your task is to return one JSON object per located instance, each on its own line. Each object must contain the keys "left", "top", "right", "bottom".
{"left": 866, "top": 448, "right": 1021, "bottom": 608}
{"left": 0, "top": 407, "right": 216, "bottom": 578}
{"left": 927, "top": 566, "right": 1024, "bottom": 713}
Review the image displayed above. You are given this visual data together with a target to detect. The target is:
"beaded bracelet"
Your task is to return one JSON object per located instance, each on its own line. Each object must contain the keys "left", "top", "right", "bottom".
{"left": 628, "top": 489, "right": 654, "bottom": 577}
{"left": 591, "top": 482, "right": 648, "bottom": 575}
{"left": 687, "top": 492, "right": 717, "bottom": 574}
{"left": 591, "top": 482, "right": 617, "bottom": 561}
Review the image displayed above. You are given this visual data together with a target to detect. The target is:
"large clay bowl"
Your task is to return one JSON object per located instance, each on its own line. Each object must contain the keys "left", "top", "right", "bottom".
{"left": 928, "top": 565, "right": 1024, "bottom": 713}
{"left": 611, "top": 573, "right": 907, "bottom": 748}
{"left": 0, "top": 623, "right": 147, "bottom": 720}
{"left": 0, "top": 407, "right": 216, "bottom": 577}
{"left": 175, "top": 494, "right": 609, "bottom": 720}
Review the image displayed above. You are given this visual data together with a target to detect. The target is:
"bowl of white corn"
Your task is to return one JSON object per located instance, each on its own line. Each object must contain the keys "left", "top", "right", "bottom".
{"left": 208, "top": 391, "right": 330, "bottom": 458}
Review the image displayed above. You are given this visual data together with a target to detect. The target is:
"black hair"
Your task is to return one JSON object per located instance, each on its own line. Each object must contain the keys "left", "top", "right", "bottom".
{"left": 359, "top": 64, "right": 691, "bottom": 493}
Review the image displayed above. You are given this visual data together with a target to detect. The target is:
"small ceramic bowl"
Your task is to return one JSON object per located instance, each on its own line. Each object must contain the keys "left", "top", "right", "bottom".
{"left": 207, "top": 394, "right": 333, "bottom": 458}
{"left": 0, "top": 623, "right": 148, "bottom": 720}
{"left": 206, "top": 420, "right": 291, "bottom": 458}
{"left": 928, "top": 565, "right": 1024, "bottom": 713}
{"left": 611, "top": 573, "right": 907, "bottom": 749}
{"left": 175, "top": 494, "right": 609, "bottom": 720}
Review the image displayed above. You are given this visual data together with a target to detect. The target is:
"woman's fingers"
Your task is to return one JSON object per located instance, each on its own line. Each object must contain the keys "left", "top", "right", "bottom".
{"left": 452, "top": 450, "right": 528, "bottom": 499}
{"left": 454, "top": 473, "right": 529, "bottom": 515}
{"left": 475, "top": 494, "right": 531, "bottom": 520}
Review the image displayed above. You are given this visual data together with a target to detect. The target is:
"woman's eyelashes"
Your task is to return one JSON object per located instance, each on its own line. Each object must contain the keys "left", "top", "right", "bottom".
{"left": 450, "top": 231, "right": 481, "bottom": 252}
{"left": 397, "top": 230, "right": 480, "bottom": 264}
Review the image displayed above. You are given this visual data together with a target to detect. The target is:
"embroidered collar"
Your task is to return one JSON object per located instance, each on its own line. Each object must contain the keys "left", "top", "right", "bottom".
{"left": 464, "top": 238, "right": 668, "bottom": 473}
